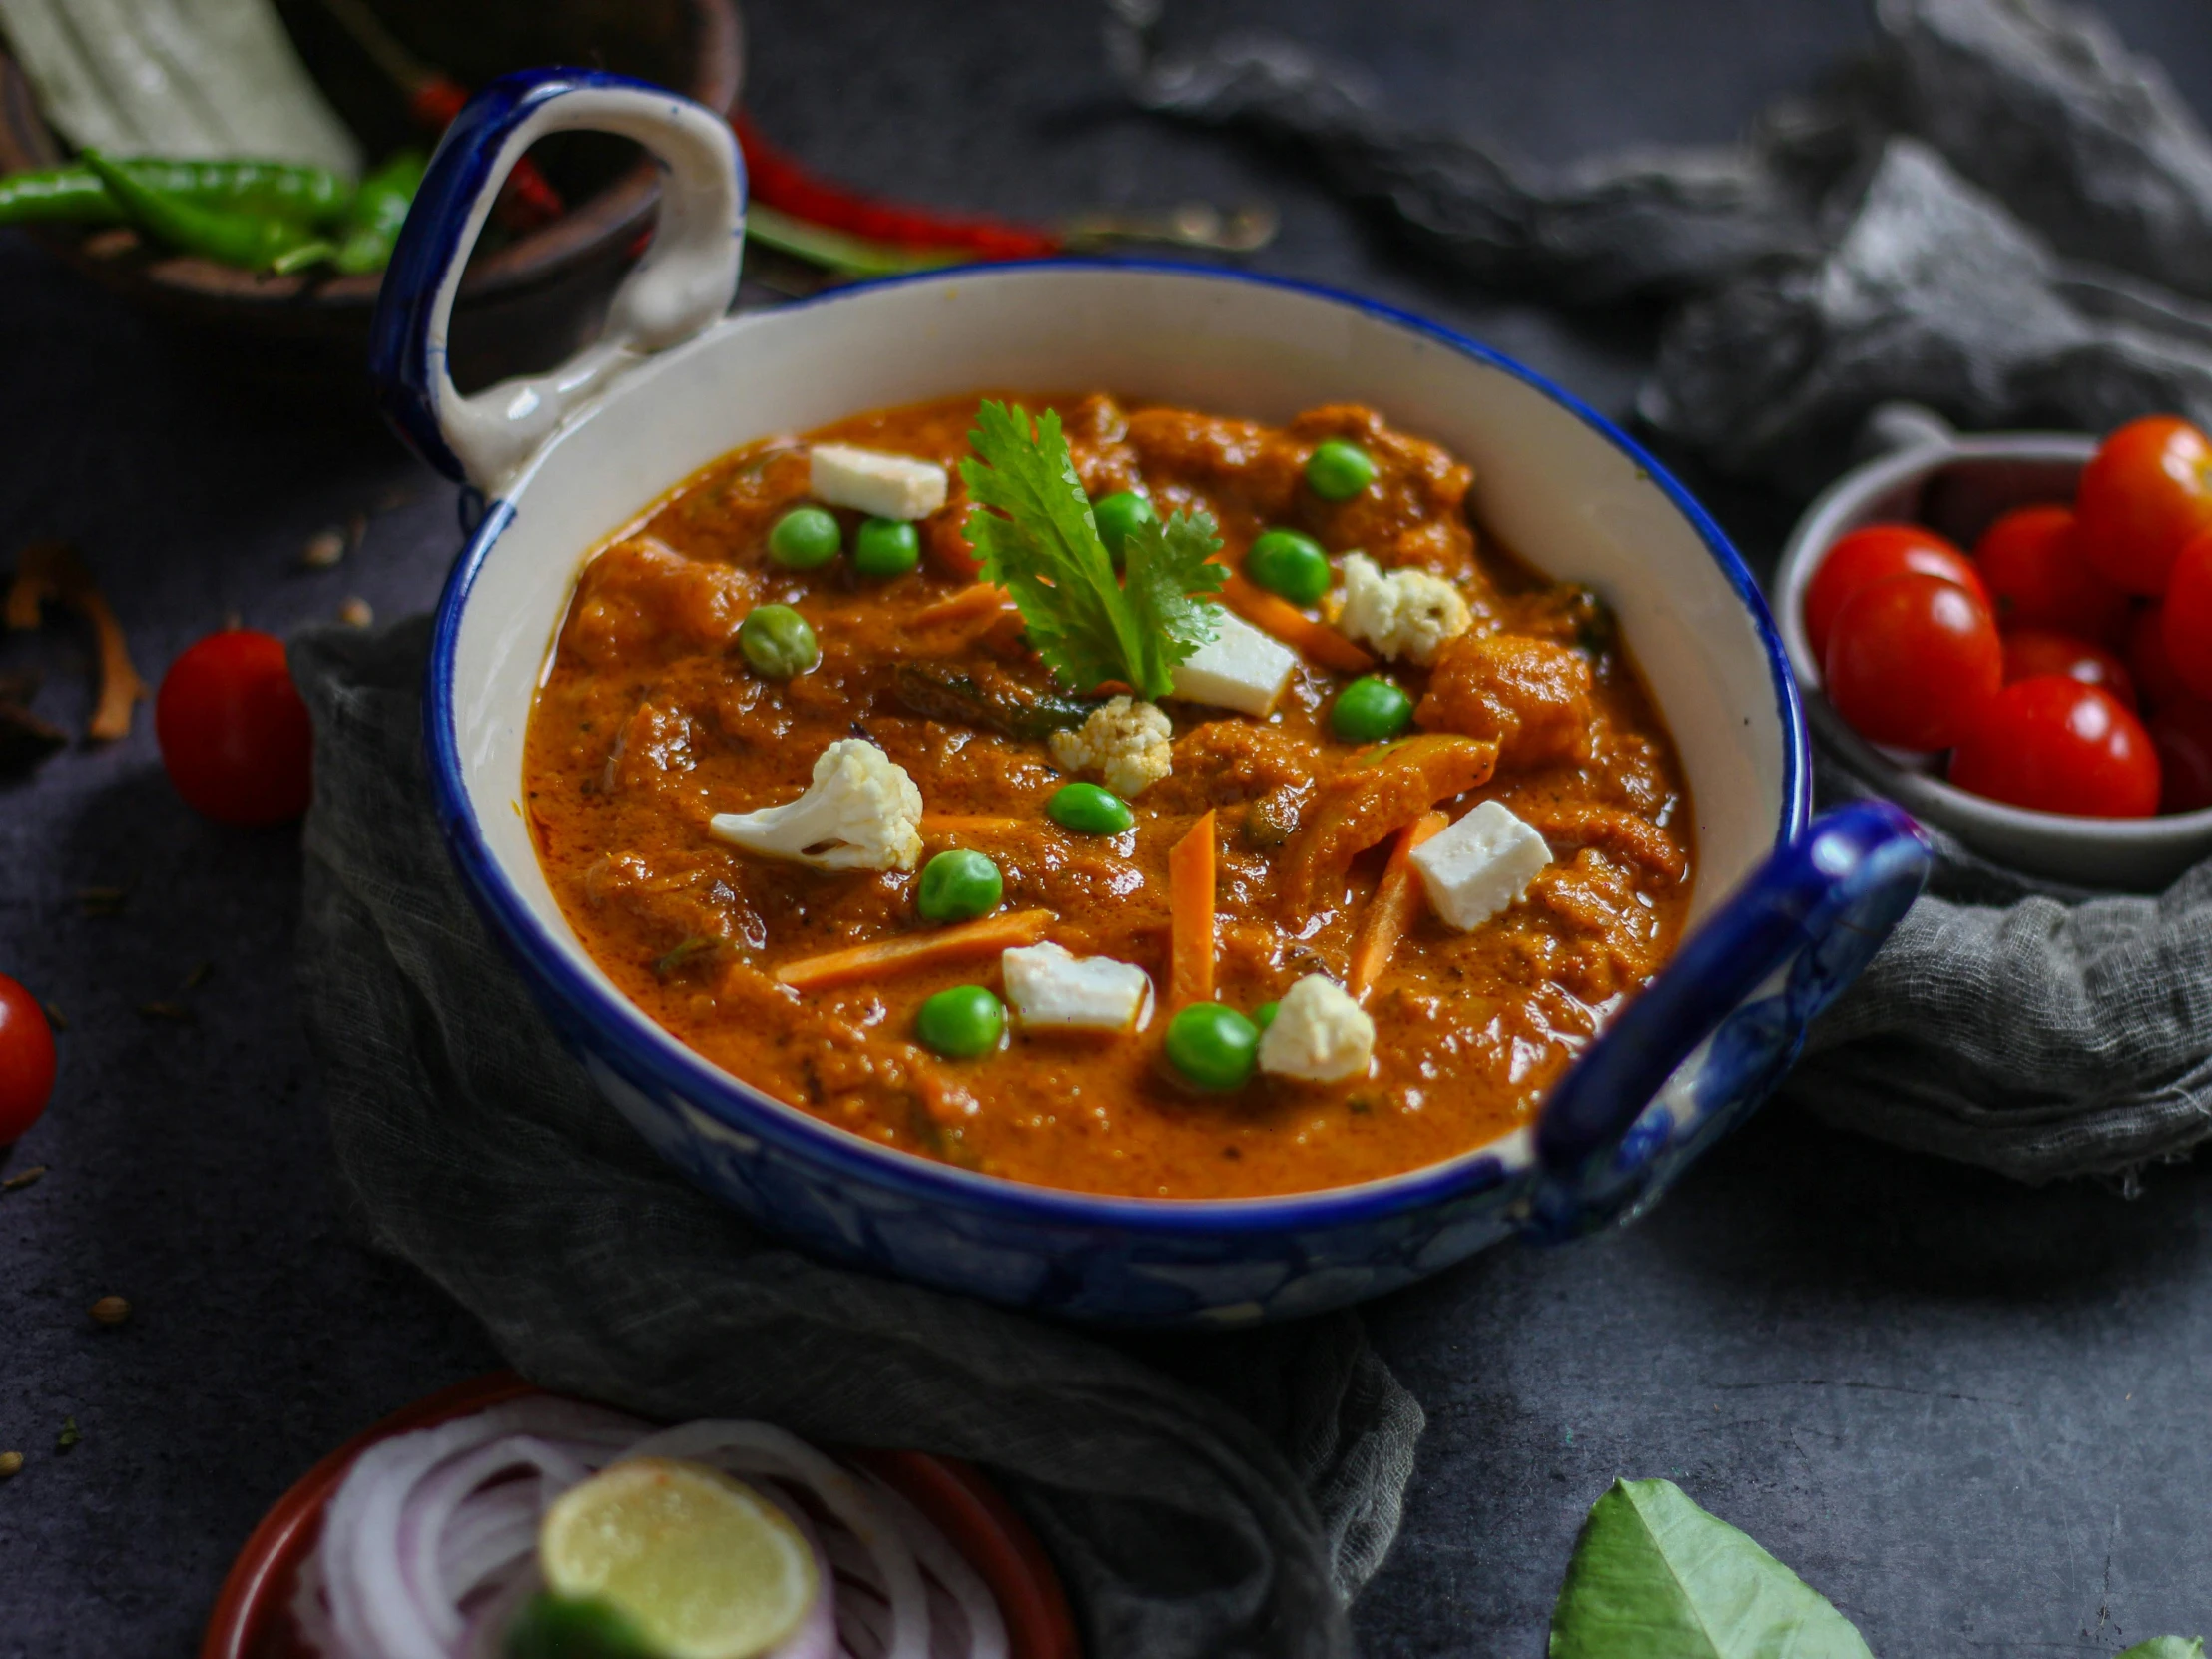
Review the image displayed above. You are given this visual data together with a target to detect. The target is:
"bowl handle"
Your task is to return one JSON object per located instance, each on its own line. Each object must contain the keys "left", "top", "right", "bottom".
{"left": 1523, "top": 800, "right": 1933, "bottom": 1239}
{"left": 367, "top": 69, "right": 745, "bottom": 494}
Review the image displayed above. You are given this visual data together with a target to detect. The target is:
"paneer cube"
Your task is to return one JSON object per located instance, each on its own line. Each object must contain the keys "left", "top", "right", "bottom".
{"left": 808, "top": 444, "right": 949, "bottom": 521}
{"left": 1001, "top": 941, "right": 1155, "bottom": 1033}
{"left": 1170, "top": 607, "right": 1298, "bottom": 717}
{"left": 1258, "top": 973, "right": 1375, "bottom": 1083}
{"left": 1410, "top": 800, "right": 1553, "bottom": 929}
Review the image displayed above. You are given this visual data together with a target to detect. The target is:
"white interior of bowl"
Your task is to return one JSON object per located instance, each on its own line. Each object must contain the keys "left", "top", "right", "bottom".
{"left": 1774, "top": 432, "right": 2212, "bottom": 889}
{"left": 440, "top": 265, "right": 1794, "bottom": 1152}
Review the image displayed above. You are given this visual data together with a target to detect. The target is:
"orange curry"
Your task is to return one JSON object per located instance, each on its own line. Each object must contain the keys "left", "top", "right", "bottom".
{"left": 524, "top": 394, "right": 1693, "bottom": 1200}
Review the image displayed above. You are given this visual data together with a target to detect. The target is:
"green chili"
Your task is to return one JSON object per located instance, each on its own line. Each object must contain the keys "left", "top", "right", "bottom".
{"left": 331, "top": 150, "right": 426, "bottom": 276}
{"left": 81, "top": 151, "right": 335, "bottom": 274}
{"left": 0, "top": 158, "right": 353, "bottom": 229}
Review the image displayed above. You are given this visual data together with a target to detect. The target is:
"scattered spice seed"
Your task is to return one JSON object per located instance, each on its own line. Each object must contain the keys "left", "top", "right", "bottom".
{"left": 76, "top": 885, "right": 128, "bottom": 917}
{"left": 299, "top": 527, "right": 346, "bottom": 569}
{"left": 180, "top": 962, "right": 212, "bottom": 991}
{"left": 0, "top": 1451, "right": 21, "bottom": 1477}
{"left": 338, "top": 597, "right": 373, "bottom": 628}
{"left": 346, "top": 509, "right": 368, "bottom": 550}
{"left": 89, "top": 1296, "right": 129, "bottom": 1326}
{"left": 375, "top": 485, "right": 416, "bottom": 513}
{"left": 55, "top": 1418, "right": 79, "bottom": 1451}
{"left": 138, "top": 1001, "right": 195, "bottom": 1022}
{"left": 0, "top": 1166, "right": 47, "bottom": 1192}
{"left": 41, "top": 1003, "right": 66, "bottom": 1030}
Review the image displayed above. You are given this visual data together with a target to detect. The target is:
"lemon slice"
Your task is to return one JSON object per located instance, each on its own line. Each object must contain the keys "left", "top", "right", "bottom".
{"left": 538, "top": 1457, "right": 820, "bottom": 1659}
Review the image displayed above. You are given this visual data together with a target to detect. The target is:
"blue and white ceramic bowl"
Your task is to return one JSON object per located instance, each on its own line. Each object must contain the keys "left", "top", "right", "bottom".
{"left": 372, "top": 71, "right": 1934, "bottom": 1326}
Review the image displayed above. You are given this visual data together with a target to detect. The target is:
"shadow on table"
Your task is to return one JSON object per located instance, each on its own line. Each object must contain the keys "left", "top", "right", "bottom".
{"left": 1641, "top": 1099, "right": 2212, "bottom": 1308}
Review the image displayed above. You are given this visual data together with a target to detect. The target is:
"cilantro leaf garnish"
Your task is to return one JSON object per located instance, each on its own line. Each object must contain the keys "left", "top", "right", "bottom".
{"left": 960, "top": 401, "right": 1224, "bottom": 699}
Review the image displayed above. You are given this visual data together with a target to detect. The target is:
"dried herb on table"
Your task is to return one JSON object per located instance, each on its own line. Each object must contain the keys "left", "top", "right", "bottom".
{"left": 0, "top": 1165, "right": 47, "bottom": 1193}
{"left": 6, "top": 542, "right": 145, "bottom": 742}
{"left": 76, "top": 886, "right": 129, "bottom": 918}
{"left": 55, "top": 1418, "right": 79, "bottom": 1452}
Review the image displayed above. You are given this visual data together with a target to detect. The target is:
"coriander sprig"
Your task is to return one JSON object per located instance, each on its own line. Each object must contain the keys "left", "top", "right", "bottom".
{"left": 960, "top": 401, "right": 1224, "bottom": 699}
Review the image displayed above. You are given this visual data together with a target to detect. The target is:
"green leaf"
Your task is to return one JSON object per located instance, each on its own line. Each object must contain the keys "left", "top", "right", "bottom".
{"left": 959, "top": 401, "right": 1221, "bottom": 698}
{"left": 1549, "top": 1479, "right": 1872, "bottom": 1659}
{"left": 2116, "top": 1641, "right": 2205, "bottom": 1659}
{"left": 1120, "top": 508, "right": 1225, "bottom": 697}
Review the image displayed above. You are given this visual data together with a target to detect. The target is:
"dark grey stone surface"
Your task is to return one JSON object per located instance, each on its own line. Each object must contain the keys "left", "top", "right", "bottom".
{"left": 2, "top": 2, "right": 2209, "bottom": 1654}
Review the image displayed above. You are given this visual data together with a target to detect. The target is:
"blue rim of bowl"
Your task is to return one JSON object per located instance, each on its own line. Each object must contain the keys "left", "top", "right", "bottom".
{"left": 423, "top": 257, "right": 1811, "bottom": 1236}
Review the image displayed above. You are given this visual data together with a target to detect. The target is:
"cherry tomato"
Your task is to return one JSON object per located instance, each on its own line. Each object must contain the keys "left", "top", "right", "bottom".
{"left": 2148, "top": 696, "right": 2212, "bottom": 813}
{"left": 1972, "top": 504, "right": 2130, "bottom": 644}
{"left": 1802, "top": 523, "right": 1986, "bottom": 663}
{"left": 1824, "top": 572, "right": 2003, "bottom": 752}
{"left": 0, "top": 974, "right": 56, "bottom": 1144}
{"left": 155, "top": 630, "right": 313, "bottom": 826}
{"left": 2127, "top": 603, "right": 2194, "bottom": 711}
{"left": 1999, "top": 628, "right": 2137, "bottom": 709}
{"left": 2074, "top": 415, "right": 2212, "bottom": 595}
{"left": 2164, "top": 530, "right": 2212, "bottom": 702}
{"left": 1948, "top": 677, "right": 2161, "bottom": 818}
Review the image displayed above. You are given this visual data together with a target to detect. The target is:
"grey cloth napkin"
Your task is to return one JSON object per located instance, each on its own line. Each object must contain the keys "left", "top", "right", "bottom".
{"left": 290, "top": 617, "right": 1422, "bottom": 1659}
{"left": 1116, "top": 0, "right": 2212, "bottom": 1183}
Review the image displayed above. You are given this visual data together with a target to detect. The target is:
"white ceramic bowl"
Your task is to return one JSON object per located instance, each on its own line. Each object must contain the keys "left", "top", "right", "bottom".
{"left": 364, "top": 71, "right": 1930, "bottom": 1325}
{"left": 1775, "top": 408, "right": 2212, "bottom": 889}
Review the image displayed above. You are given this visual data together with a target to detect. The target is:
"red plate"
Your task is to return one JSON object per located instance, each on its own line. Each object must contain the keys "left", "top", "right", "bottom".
{"left": 202, "top": 1371, "right": 1081, "bottom": 1659}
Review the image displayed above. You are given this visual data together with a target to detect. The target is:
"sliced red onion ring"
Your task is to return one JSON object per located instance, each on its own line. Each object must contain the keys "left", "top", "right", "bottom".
{"left": 303, "top": 1402, "right": 1005, "bottom": 1659}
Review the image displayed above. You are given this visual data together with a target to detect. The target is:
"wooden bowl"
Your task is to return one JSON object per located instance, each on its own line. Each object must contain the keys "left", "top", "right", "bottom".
{"left": 199, "top": 1372, "right": 1083, "bottom": 1659}
{"left": 0, "top": 0, "right": 743, "bottom": 389}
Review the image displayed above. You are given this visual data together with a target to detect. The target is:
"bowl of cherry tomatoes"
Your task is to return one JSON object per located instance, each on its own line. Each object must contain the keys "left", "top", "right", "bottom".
{"left": 1777, "top": 409, "right": 2212, "bottom": 888}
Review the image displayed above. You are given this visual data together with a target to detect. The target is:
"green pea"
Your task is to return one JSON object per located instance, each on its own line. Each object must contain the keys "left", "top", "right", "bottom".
{"left": 1331, "top": 676, "right": 1413, "bottom": 743}
{"left": 1092, "top": 491, "right": 1157, "bottom": 567}
{"left": 915, "top": 984, "right": 1004, "bottom": 1059}
{"left": 1254, "top": 1000, "right": 1280, "bottom": 1032}
{"left": 1165, "top": 1002, "right": 1260, "bottom": 1091}
{"left": 1245, "top": 528, "right": 1333, "bottom": 606}
{"left": 768, "top": 505, "right": 841, "bottom": 569}
{"left": 1306, "top": 439, "right": 1376, "bottom": 501}
{"left": 852, "top": 517, "right": 920, "bottom": 578}
{"left": 917, "top": 848, "right": 1003, "bottom": 923}
{"left": 1046, "top": 782, "right": 1133, "bottom": 835}
{"left": 738, "top": 604, "right": 819, "bottom": 680}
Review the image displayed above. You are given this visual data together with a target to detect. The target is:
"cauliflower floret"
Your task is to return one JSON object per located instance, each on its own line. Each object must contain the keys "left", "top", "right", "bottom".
{"left": 1048, "top": 696, "right": 1173, "bottom": 798}
{"left": 1257, "top": 973, "right": 1375, "bottom": 1083}
{"left": 709, "top": 738, "right": 923, "bottom": 871}
{"left": 1332, "top": 553, "right": 1472, "bottom": 665}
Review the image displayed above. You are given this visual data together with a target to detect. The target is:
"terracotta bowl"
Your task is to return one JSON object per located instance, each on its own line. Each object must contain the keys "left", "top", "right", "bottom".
{"left": 0, "top": 0, "right": 742, "bottom": 387}
{"left": 199, "top": 1372, "right": 1082, "bottom": 1659}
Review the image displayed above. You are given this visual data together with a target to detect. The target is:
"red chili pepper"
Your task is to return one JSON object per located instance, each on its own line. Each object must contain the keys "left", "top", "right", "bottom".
{"left": 408, "top": 75, "right": 564, "bottom": 233}
{"left": 733, "top": 114, "right": 1059, "bottom": 261}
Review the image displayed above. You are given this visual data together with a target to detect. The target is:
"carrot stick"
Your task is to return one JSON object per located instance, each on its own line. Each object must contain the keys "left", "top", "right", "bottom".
{"left": 1348, "top": 811, "right": 1447, "bottom": 1001}
{"left": 775, "top": 908, "right": 1051, "bottom": 992}
{"left": 912, "top": 583, "right": 1015, "bottom": 629}
{"left": 1222, "top": 573, "right": 1375, "bottom": 675}
{"left": 1167, "top": 810, "right": 1217, "bottom": 1010}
